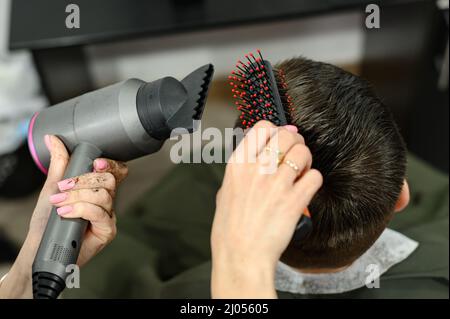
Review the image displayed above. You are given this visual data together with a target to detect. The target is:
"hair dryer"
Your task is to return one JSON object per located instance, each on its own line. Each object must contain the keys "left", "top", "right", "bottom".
{"left": 27, "top": 64, "right": 214, "bottom": 299}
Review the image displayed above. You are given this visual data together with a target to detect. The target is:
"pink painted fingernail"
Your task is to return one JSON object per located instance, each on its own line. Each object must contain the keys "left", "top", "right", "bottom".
{"left": 284, "top": 125, "right": 298, "bottom": 133}
{"left": 49, "top": 192, "right": 68, "bottom": 204}
{"left": 94, "top": 159, "right": 108, "bottom": 170}
{"left": 44, "top": 135, "right": 52, "bottom": 152}
{"left": 57, "top": 205, "right": 72, "bottom": 215}
{"left": 57, "top": 178, "right": 76, "bottom": 191}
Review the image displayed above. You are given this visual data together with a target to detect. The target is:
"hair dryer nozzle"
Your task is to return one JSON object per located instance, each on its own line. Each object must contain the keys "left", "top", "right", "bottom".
{"left": 180, "top": 63, "right": 214, "bottom": 122}
{"left": 137, "top": 64, "right": 214, "bottom": 139}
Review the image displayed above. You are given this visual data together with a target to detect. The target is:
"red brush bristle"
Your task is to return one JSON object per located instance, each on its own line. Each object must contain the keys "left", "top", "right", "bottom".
{"left": 229, "top": 50, "right": 292, "bottom": 128}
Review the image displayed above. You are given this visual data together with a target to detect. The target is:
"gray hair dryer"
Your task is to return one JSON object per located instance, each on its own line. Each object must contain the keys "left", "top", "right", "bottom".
{"left": 27, "top": 64, "right": 214, "bottom": 299}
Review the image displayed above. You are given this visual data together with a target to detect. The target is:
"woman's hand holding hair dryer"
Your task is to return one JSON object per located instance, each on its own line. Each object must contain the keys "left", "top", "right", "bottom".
{"left": 0, "top": 135, "right": 128, "bottom": 298}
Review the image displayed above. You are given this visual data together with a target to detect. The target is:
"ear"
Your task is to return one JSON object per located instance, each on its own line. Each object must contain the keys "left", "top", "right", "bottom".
{"left": 394, "top": 179, "right": 410, "bottom": 213}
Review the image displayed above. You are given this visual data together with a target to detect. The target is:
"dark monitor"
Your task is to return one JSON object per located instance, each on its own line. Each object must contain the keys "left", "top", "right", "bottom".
{"left": 9, "top": 0, "right": 377, "bottom": 50}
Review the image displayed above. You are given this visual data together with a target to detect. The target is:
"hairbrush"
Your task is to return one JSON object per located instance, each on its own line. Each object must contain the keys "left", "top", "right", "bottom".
{"left": 229, "top": 50, "right": 312, "bottom": 243}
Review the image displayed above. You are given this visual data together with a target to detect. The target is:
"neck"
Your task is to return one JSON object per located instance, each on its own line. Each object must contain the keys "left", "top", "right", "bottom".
{"left": 296, "top": 265, "right": 350, "bottom": 274}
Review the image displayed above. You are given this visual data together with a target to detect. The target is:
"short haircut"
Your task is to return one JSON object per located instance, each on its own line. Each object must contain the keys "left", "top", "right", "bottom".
{"left": 275, "top": 57, "right": 407, "bottom": 269}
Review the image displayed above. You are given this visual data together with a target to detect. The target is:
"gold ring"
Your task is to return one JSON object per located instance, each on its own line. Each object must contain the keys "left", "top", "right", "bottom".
{"left": 264, "top": 146, "right": 284, "bottom": 165}
{"left": 282, "top": 159, "right": 300, "bottom": 174}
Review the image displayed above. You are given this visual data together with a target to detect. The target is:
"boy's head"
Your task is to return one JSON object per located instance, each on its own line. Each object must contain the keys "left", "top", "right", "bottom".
{"left": 270, "top": 57, "right": 408, "bottom": 269}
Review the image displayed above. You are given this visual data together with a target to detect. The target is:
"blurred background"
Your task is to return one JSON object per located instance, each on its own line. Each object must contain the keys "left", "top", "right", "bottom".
{"left": 0, "top": 0, "right": 448, "bottom": 277}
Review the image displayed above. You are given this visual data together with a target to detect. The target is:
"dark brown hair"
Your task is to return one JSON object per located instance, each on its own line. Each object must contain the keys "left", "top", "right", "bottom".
{"left": 277, "top": 57, "right": 407, "bottom": 269}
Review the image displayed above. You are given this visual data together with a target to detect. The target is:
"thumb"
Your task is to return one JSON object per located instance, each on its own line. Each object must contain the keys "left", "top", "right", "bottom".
{"left": 44, "top": 135, "right": 70, "bottom": 186}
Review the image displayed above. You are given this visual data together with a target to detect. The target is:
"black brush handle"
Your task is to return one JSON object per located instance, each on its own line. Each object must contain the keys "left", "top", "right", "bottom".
{"left": 293, "top": 215, "right": 313, "bottom": 243}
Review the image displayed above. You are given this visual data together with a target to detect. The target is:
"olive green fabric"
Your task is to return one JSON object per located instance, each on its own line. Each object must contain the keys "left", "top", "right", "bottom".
{"left": 64, "top": 154, "right": 449, "bottom": 299}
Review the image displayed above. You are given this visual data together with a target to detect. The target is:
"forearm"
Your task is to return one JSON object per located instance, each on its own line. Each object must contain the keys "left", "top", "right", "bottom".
{"left": 0, "top": 235, "right": 39, "bottom": 299}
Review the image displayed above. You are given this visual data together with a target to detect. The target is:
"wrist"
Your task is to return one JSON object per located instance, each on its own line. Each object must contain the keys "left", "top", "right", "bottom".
{"left": 0, "top": 235, "right": 38, "bottom": 299}
{"left": 211, "top": 256, "right": 277, "bottom": 299}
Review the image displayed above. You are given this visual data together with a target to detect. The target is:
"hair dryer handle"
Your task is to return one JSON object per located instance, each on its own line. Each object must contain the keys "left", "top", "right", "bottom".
{"left": 32, "top": 143, "right": 102, "bottom": 299}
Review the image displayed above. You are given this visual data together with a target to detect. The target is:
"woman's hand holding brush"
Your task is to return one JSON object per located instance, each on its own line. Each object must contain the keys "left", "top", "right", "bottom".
{"left": 211, "top": 120, "right": 323, "bottom": 298}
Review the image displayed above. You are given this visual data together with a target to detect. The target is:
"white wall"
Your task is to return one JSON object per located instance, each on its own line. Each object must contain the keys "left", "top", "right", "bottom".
{"left": 0, "top": 0, "right": 10, "bottom": 57}
{"left": 0, "top": 0, "right": 47, "bottom": 154}
{"left": 86, "top": 10, "right": 364, "bottom": 86}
